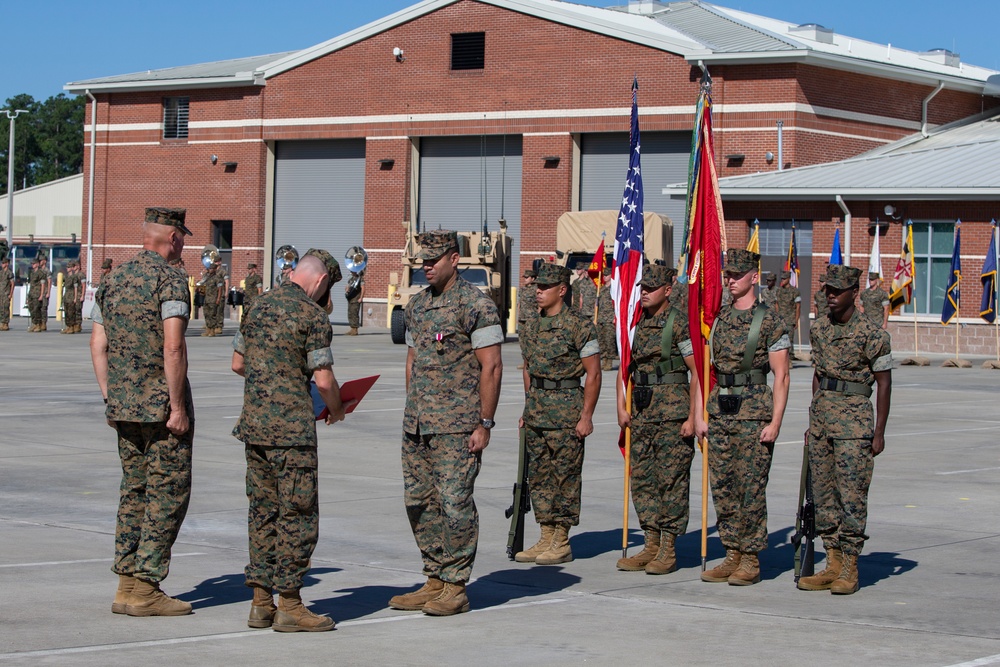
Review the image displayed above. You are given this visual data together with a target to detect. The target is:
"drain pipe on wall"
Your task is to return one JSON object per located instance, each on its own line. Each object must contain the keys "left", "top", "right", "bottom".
{"left": 921, "top": 82, "right": 944, "bottom": 138}
{"left": 836, "top": 195, "right": 852, "bottom": 266}
{"left": 85, "top": 90, "right": 97, "bottom": 287}
{"left": 777, "top": 120, "right": 784, "bottom": 171}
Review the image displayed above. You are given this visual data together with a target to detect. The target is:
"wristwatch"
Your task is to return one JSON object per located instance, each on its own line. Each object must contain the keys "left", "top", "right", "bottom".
{"left": 480, "top": 418, "right": 495, "bottom": 430}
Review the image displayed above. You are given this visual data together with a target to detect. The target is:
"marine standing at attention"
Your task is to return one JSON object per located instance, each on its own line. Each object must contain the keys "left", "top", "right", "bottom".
{"left": 798, "top": 264, "right": 891, "bottom": 595}
{"left": 696, "top": 248, "right": 790, "bottom": 586}
{"left": 389, "top": 230, "right": 503, "bottom": 617}
{"left": 90, "top": 207, "right": 195, "bottom": 617}
{"left": 859, "top": 271, "right": 890, "bottom": 330}
{"left": 0, "top": 251, "right": 13, "bottom": 331}
{"left": 242, "top": 262, "right": 262, "bottom": 322}
{"left": 515, "top": 263, "right": 601, "bottom": 566}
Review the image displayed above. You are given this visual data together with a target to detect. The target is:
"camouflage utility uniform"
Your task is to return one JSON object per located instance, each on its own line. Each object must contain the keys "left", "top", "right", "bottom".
{"left": 760, "top": 283, "right": 778, "bottom": 309}
{"left": 94, "top": 249, "right": 194, "bottom": 584}
{"left": 707, "top": 303, "right": 789, "bottom": 559}
{"left": 517, "top": 277, "right": 538, "bottom": 332}
{"left": 242, "top": 269, "right": 262, "bottom": 322}
{"left": 814, "top": 287, "right": 829, "bottom": 320}
{"left": 669, "top": 278, "right": 688, "bottom": 312}
{"left": 808, "top": 307, "right": 891, "bottom": 559}
{"left": 0, "top": 260, "right": 14, "bottom": 329}
{"left": 597, "top": 283, "right": 618, "bottom": 368}
{"left": 572, "top": 275, "right": 597, "bottom": 318}
{"left": 403, "top": 275, "right": 503, "bottom": 585}
{"left": 628, "top": 304, "right": 693, "bottom": 546}
{"left": 347, "top": 272, "right": 364, "bottom": 329}
{"left": 204, "top": 266, "right": 227, "bottom": 333}
{"left": 860, "top": 286, "right": 889, "bottom": 327}
{"left": 233, "top": 281, "right": 334, "bottom": 593}
{"left": 520, "top": 306, "right": 599, "bottom": 528}
{"left": 776, "top": 283, "right": 801, "bottom": 332}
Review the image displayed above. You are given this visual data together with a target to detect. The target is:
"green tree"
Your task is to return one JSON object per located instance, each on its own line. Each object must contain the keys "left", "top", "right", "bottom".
{"left": 1, "top": 93, "right": 84, "bottom": 195}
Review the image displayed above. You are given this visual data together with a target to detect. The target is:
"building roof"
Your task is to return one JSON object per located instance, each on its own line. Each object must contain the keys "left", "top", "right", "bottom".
{"left": 65, "top": 0, "right": 998, "bottom": 94}
{"left": 663, "top": 110, "right": 1000, "bottom": 201}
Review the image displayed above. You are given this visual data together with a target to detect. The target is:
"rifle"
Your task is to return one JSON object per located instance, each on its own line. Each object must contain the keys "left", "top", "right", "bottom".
{"left": 505, "top": 426, "right": 531, "bottom": 560}
{"left": 791, "top": 433, "right": 816, "bottom": 582}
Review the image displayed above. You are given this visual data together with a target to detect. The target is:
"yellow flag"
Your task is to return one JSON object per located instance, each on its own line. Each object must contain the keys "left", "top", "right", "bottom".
{"left": 747, "top": 222, "right": 760, "bottom": 254}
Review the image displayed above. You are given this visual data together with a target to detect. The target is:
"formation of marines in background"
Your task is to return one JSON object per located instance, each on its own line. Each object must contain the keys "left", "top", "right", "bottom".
{"left": 5, "top": 209, "right": 897, "bottom": 633}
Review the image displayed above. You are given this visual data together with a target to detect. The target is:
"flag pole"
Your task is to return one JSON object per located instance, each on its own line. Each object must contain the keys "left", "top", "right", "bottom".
{"left": 622, "top": 380, "right": 632, "bottom": 559}
{"left": 700, "top": 350, "right": 709, "bottom": 572}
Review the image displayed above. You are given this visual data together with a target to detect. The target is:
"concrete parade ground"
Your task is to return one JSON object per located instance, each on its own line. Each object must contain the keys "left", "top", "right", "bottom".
{"left": 1, "top": 315, "right": 999, "bottom": 667}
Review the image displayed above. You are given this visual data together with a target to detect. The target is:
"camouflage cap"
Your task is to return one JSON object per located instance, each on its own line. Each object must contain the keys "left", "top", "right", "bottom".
{"left": 535, "top": 262, "right": 571, "bottom": 286}
{"left": 417, "top": 230, "right": 459, "bottom": 261}
{"left": 764, "top": 272, "right": 776, "bottom": 283}
{"left": 868, "top": 271, "right": 881, "bottom": 280}
{"left": 824, "top": 264, "right": 862, "bottom": 290}
{"left": 0, "top": 240, "right": 8, "bottom": 260}
{"left": 639, "top": 264, "right": 676, "bottom": 289}
{"left": 723, "top": 248, "right": 760, "bottom": 273}
{"left": 780, "top": 270, "right": 791, "bottom": 280}
{"left": 144, "top": 207, "right": 192, "bottom": 236}
{"left": 101, "top": 258, "right": 113, "bottom": 269}
{"left": 247, "top": 263, "right": 257, "bottom": 269}
{"left": 303, "top": 248, "right": 343, "bottom": 284}
{"left": 523, "top": 268, "right": 536, "bottom": 278}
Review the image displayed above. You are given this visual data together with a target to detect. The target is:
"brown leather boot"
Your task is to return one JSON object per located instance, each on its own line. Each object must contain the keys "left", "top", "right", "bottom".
{"left": 515, "top": 524, "right": 555, "bottom": 563}
{"left": 536, "top": 525, "right": 573, "bottom": 565}
{"left": 728, "top": 552, "right": 760, "bottom": 586}
{"left": 248, "top": 586, "right": 277, "bottom": 628}
{"left": 112, "top": 574, "right": 135, "bottom": 614}
{"left": 645, "top": 532, "right": 678, "bottom": 575}
{"left": 616, "top": 529, "right": 660, "bottom": 571}
{"left": 701, "top": 549, "right": 742, "bottom": 582}
{"left": 388, "top": 577, "right": 445, "bottom": 610}
{"left": 273, "top": 590, "right": 335, "bottom": 632}
{"left": 422, "top": 581, "right": 470, "bottom": 616}
{"left": 124, "top": 579, "right": 192, "bottom": 616}
{"left": 798, "top": 548, "right": 844, "bottom": 591}
{"left": 830, "top": 553, "right": 859, "bottom": 595}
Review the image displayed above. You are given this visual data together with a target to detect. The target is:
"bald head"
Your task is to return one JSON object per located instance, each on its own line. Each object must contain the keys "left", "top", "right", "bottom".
{"left": 143, "top": 222, "right": 186, "bottom": 261}
{"left": 291, "top": 255, "right": 330, "bottom": 302}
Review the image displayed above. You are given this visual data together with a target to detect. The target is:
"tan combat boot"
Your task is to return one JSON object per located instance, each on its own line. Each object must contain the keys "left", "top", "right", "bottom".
{"left": 124, "top": 579, "right": 193, "bottom": 616}
{"left": 536, "top": 525, "right": 573, "bottom": 565}
{"left": 728, "top": 552, "right": 760, "bottom": 585}
{"left": 797, "top": 548, "right": 844, "bottom": 591}
{"left": 701, "top": 549, "right": 742, "bottom": 582}
{"left": 27, "top": 323, "right": 36, "bottom": 332}
{"left": 347, "top": 327, "right": 358, "bottom": 336}
{"left": 616, "top": 529, "right": 660, "bottom": 571}
{"left": 422, "top": 581, "right": 470, "bottom": 616}
{"left": 200, "top": 328, "right": 211, "bottom": 337}
{"left": 388, "top": 577, "right": 445, "bottom": 610}
{"left": 515, "top": 524, "right": 555, "bottom": 563}
{"left": 272, "top": 590, "right": 335, "bottom": 632}
{"left": 645, "top": 532, "right": 678, "bottom": 575}
{"left": 111, "top": 574, "right": 135, "bottom": 614}
{"left": 0, "top": 323, "right": 8, "bottom": 331}
{"left": 830, "top": 553, "right": 859, "bottom": 595}
{"left": 248, "top": 586, "right": 277, "bottom": 628}
{"left": 41, "top": 321, "right": 47, "bottom": 331}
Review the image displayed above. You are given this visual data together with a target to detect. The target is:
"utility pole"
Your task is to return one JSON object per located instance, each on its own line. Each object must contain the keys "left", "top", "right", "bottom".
{"left": 2, "top": 109, "right": 29, "bottom": 246}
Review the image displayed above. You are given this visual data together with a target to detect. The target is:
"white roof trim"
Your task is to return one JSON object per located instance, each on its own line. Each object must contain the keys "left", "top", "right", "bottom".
{"left": 66, "top": 74, "right": 263, "bottom": 94}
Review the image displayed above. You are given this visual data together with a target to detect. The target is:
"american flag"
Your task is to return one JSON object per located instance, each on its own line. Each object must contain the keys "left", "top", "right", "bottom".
{"left": 611, "top": 78, "right": 645, "bottom": 395}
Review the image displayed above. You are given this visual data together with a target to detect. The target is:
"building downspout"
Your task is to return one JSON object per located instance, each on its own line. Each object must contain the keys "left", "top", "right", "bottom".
{"left": 922, "top": 82, "right": 945, "bottom": 138}
{"left": 836, "top": 195, "right": 851, "bottom": 266}
{"left": 85, "top": 90, "right": 97, "bottom": 286}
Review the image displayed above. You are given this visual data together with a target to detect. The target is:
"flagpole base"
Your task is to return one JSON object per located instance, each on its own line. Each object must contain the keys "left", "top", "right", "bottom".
{"left": 900, "top": 356, "right": 931, "bottom": 366}
{"left": 701, "top": 557, "right": 706, "bottom": 572}
{"left": 942, "top": 358, "right": 972, "bottom": 368}
{"left": 983, "top": 360, "right": 1000, "bottom": 370}
{"left": 622, "top": 548, "right": 628, "bottom": 560}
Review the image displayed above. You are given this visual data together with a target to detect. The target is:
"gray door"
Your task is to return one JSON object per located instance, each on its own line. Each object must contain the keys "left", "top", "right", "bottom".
{"left": 579, "top": 131, "right": 689, "bottom": 265}
{"left": 756, "top": 220, "right": 813, "bottom": 344}
{"left": 273, "top": 139, "right": 366, "bottom": 318}
{"left": 417, "top": 135, "right": 523, "bottom": 276}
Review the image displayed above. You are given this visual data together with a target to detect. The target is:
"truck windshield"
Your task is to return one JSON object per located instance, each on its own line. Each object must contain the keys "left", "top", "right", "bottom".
{"left": 410, "top": 267, "right": 489, "bottom": 287}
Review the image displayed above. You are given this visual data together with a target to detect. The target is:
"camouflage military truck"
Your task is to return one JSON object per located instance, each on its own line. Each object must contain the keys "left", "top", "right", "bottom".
{"left": 388, "top": 220, "right": 512, "bottom": 344}
{"left": 555, "top": 210, "right": 673, "bottom": 271}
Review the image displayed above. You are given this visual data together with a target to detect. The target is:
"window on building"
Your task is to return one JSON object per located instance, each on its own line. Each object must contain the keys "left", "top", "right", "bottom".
{"left": 451, "top": 32, "right": 485, "bottom": 70}
{"left": 211, "top": 220, "right": 233, "bottom": 277}
{"left": 163, "top": 97, "right": 190, "bottom": 139}
{"left": 900, "top": 220, "right": 955, "bottom": 315}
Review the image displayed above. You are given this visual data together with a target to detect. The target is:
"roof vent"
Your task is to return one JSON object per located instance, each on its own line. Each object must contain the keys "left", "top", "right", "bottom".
{"left": 919, "top": 48, "right": 960, "bottom": 68}
{"left": 627, "top": 0, "right": 655, "bottom": 14}
{"left": 984, "top": 74, "right": 1000, "bottom": 98}
{"left": 788, "top": 23, "right": 834, "bottom": 45}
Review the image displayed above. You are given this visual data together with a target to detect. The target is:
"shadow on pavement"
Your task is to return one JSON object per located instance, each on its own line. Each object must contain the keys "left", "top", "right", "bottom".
{"left": 182, "top": 567, "right": 342, "bottom": 610}
{"left": 859, "top": 551, "right": 917, "bottom": 587}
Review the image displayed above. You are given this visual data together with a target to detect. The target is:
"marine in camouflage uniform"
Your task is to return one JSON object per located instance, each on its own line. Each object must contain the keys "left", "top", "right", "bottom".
{"left": 859, "top": 272, "right": 890, "bottom": 329}
{"left": 516, "top": 267, "right": 538, "bottom": 333}
{"left": 202, "top": 262, "right": 227, "bottom": 336}
{"left": 669, "top": 273, "right": 689, "bottom": 313}
{"left": 91, "top": 207, "right": 195, "bottom": 616}
{"left": 0, "top": 252, "right": 14, "bottom": 330}
{"left": 242, "top": 263, "right": 262, "bottom": 323}
{"left": 776, "top": 271, "right": 801, "bottom": 333}
{"left": 516, "top": 262, "right": 601, "bottom": 566}
{"left": 759, "top": 274, "right": 778, "bottom": 308}
{"left": 60, "top": 261, "right": 78, "bottom": 333}
{"left": 798, "top": 264, "right": 892, "bottom": 595}
{"left": 697, "top": 248, "right": 791, "bottom": 586}
{"left": 232, "top": 251, "right": 345, "bottom": 631}
{"left": 390, "top": 229, "right": 503, "bottom": 617}
{"left": 813, "top": 277, "right": 829, "bottom": 320}
{"left": 597, "top": 265, "right": 618, "bottom": 371}
{"left": 571, "top": 268, "right": 597, "bottom": 318}
{"left": 615, "top": 265, "right": 695, "bottom": 574}
{"left": 30, "top": 257, "right": 52, "bottom": 331}
{"left": 346, "top": 270, "right": 364, "bottom": 333}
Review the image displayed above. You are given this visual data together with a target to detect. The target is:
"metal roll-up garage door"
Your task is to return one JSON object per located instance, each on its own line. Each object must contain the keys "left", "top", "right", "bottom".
{"left": 579, "top": 132, "right": 688, "bottom": 264}
{"left": 417, "top": 135, "right": 523, "bottom": 277}
{"left": 272, "top": 139, "right": 366, "bottom": 304}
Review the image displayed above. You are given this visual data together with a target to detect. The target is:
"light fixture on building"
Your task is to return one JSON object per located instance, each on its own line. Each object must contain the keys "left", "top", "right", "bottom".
{"left": 542, "top": 156, "right": 560, "bottom": 167}
{"left": 211, "top": 154, "right": 218, "bottom": 164}
{"left": 765, "top": 151, "right": 774, "bottom": 163}
{"left": 28, "top": 234, "right": 34, "bottom": 243}
{"left": 393, "top": 47, "right": 405, "bottom": 62}
{"left": 883, "top": 204, "right": 901, "bottom": 220}
{"left": 71, "top": 233, "right": 77, "bottom": 243}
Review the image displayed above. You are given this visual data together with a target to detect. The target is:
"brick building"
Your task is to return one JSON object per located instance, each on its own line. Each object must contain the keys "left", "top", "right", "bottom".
{"left": 64, "top": 0, "right": 998, "bottom": 330}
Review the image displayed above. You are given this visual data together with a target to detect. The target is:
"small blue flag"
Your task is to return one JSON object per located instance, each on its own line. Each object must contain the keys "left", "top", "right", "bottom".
{"left": 829, "top": 228, "right": 843, "bottom": 265}
{"left": 941, "top": 222, "right": 962, "bottom": 325}
{"left": 981, "top": 220, "right": 998, "bottom": 324}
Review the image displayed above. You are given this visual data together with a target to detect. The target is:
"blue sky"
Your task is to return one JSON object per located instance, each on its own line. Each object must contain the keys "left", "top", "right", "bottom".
{"left": 3, "top": 0, "right": 997, "bottom": 104}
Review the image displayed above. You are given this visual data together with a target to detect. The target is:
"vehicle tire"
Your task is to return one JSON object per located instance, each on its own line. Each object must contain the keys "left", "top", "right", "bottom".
{"left": 390, "top": 308, "right": 406, "bottom": 345}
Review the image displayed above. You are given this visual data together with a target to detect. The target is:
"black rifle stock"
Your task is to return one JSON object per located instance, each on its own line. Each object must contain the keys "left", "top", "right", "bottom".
{"left": 791, "top": 433, "right": 816, "bottom": 581}
{"left": 505, "top": 426, "right": 530, "bottom": 560}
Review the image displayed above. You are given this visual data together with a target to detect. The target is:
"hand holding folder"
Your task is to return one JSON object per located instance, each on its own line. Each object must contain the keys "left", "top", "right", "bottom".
{"left": 311, "top": 375, "right": 379, "bottom": 421}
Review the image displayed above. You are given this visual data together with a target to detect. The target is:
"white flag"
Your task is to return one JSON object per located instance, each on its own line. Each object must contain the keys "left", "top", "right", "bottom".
{"left": 867, "top": 229, "right": 882, "bottom": 288}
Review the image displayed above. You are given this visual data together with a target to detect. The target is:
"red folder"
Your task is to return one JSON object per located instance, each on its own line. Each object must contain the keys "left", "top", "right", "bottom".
{"left": 311, "top": 375, "right": 379, "bottom": 420}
